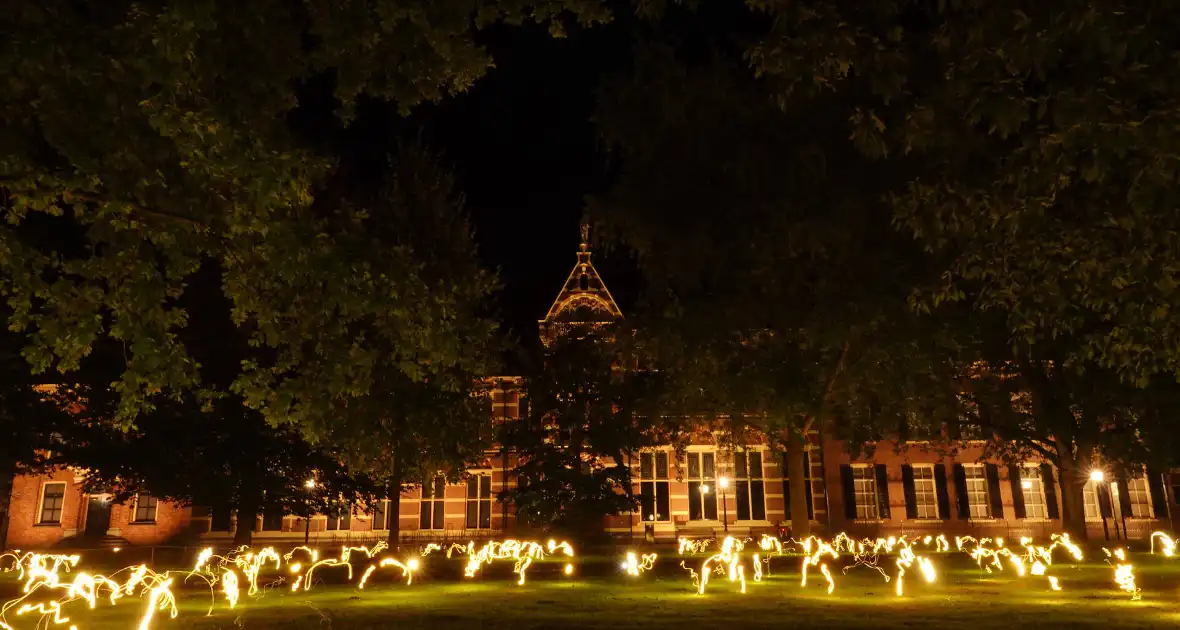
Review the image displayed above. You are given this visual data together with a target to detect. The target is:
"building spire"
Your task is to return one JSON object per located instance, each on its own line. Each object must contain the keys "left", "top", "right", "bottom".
{"left": 539, "top": 223, "right": 623, "bottom": 345}
{"left": 577, "top": 223, "right": 592, "bottom": 265}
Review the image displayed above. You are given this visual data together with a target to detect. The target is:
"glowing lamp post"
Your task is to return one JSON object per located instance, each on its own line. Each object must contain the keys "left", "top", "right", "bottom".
{"left": 303, "top": 478, "right": 317, "bottom": 544}
{"left": 1090, "top": 470, "right": 1114, "bottom": 542}
{"left": 700, "top": 483, "right": 711, "bottom": 530}
{"left": 719, "top": 477, "right": 730, "bottom": 533}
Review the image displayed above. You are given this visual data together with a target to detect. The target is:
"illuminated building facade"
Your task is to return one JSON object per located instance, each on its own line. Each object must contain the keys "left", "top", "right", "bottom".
{"left": 3, "top": 230, "right": 1177, "bottom": 549}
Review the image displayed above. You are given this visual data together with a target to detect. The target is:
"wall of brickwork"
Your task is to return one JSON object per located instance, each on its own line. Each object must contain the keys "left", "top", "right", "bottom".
{"left": 6, "top": 470, "right": 192, "bottom": 549}
{"left": 821, "top": 439, "right": 1176, "bottom": 541}
{"left": 104, "top": 499, "right": 192, "bottom": 546}
{"left": 187, "top": 449, "right": 520, "bottom": 545}
{"left": 14, "top": 444, "right": 1174, "bottom": 548}
{"left": 6, "top": 470, "right": 84, "bottom": 548}
{"left": 602, "top": 431, "right": 828, "bottom": 542}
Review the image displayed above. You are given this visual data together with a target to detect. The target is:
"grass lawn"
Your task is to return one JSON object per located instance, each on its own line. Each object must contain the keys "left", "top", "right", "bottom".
{"left": 8, "top": 551, "right": 1180, "bottom": 629}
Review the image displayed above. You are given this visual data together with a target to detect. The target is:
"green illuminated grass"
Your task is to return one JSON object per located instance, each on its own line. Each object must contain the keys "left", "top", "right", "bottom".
{"left": 8, "top": 552, "right": 1180, "bottom": 629}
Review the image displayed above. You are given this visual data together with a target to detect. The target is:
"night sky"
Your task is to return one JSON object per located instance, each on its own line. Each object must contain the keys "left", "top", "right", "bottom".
{"left": 413, "top": 22, "right": 640, "bottom": 345}
{"left": 322, "top": 4, "right": 755, "bottom": 349}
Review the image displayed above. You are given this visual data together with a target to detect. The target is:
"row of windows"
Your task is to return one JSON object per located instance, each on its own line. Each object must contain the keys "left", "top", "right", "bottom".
{"left": 37, "top": 465, "right": 1162, "bottom": 529}
{"left": 353, "top": 474, "right": 494, "bottom": 531}
{"left": 35, "top": 474, "right": 494, "bottom": 531}
{"left": 847, "top": 464, "right": 1157, "bottom": 521}
{"left": 37, "top": 484, "right": 157, "bottom": 525}
{"left": 850, "top": 464, "right": 1035, "bottom": 520}
{"left": 638, "top": 450, "right": 809, "bottom": 523}
{"left": 1083, "top": 477, "right": 1154, "bottom": 520}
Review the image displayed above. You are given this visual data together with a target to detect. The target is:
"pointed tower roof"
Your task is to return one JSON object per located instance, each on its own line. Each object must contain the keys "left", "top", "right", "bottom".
{"left": 539, "top": 224, "right": 623, "bottom": 345}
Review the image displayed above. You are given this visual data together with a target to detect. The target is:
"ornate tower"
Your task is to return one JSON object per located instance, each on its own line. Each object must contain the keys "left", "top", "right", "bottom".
{"left": 539, "top": 224, "right": 623, "bottom": 345}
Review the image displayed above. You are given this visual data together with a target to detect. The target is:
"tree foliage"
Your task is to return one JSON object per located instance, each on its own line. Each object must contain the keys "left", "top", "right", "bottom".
{"left": 500, "top": 328, "right": 654, "bottom": 535}
{"left": 746, "top": 0, "right": 1180, "bottom": 384}
{"left": 0, "top": 329, "right": 85, "bottom": 547}
{"left": 53, "top": 394, "right": 379, "bottom": 545}
{"left": 590, "top": 31, "right": 950, "bottom": 534}
{"left": 0, "top": 0, "right": 604, "bottom": 433}
{"left": 729, "top": 0, "right": 1180, "bottom": 535}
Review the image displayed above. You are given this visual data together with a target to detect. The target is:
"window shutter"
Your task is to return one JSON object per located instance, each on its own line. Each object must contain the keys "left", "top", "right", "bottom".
{"left": 1041, "top": 464, "right": 1060, "bottom": 520}
{"left": 934, "top": 464, "right": 951, "bottom": 520}
{"left": 1008, "top": 465, "right": 1026, "bottom": 519}
{"left": 1147, "top": 468, "right": 1168, "bottom": 519}
{"left": 901, "top": 465, "right": 918, "bottom": 519}
{"left": 840, "top": 464, "right": 856, "bottom": 520}
{"left": 953, "top": 464, "right": 969, "bottom": 519}
{"left": 985, "top": 464, "right": 1004, "bottom": 519}
{"left": 875, "top": 464, "right": 891, "bottom": 520}
{"left": 1116, "top": 477, "right": 1133, "bottom": 518}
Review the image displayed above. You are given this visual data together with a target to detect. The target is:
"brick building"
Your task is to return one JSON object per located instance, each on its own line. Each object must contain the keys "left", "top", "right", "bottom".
{"left": 4, "top": 231, "right": 1177, "bottom": 549}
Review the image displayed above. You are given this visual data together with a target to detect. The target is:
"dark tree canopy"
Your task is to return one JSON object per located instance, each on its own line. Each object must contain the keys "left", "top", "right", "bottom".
{"left": 501, "top": 327, "right": 656, "bottom": 535}
{"left": 0, "top": 0, "right": 602, "bottom": 434}
{"left": 586, "top": 0, "right": 1180, "bottom": 539}
{"left": 744, "top": 0, "right": 1180, "bottom": 384}
{"left": 589, "top": 27, "right": 949, "bottom": 535}
{"left": 54, "top": 393, "right": 379, "bottom": 545}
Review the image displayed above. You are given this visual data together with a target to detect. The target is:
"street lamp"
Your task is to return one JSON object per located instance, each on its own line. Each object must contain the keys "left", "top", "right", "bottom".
{"left": 303, "top": 478, "right": 316, "bottom": 544}
{"left": 719, "top": 477, "right": 730, "bottom": 533}
{"left": 1090, "top": 470, "right": 1117, "bottom": 542}
{"left": 700, "top": 483, "right": 712, "bottom": 527}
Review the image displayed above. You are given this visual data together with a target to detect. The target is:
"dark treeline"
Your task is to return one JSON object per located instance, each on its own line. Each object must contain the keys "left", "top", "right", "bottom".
{"left": 3, "top": 0, "right": 1180, "bottom": 545}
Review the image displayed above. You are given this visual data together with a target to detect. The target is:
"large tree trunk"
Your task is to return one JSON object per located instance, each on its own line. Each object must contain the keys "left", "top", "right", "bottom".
{"left": 233, "top": 493, "right": 259, "bottom": 547}
{"left": 386, "top": 463, "right": 402, "bottom": 551}
{"left": 1055, "top": 440, "right": 1088, "bottom": 541}
{"left": 0, "top": 459, "right": 14, "bottom": 549}
{"left": 786, "top": 433, "right": 811, "bottom": 539}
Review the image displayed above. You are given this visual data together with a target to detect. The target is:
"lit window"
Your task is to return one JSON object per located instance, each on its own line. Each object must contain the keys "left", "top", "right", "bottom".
{"left": 466, "top": 474, "right": 492, "bottom": 529}
{"left": 638, "top": 452, "right": 670, "bottom": 522}
{"left": 420, "top": 476, "right": 446, "bottom": 530}
{"left": 734, "top": 451, "right": 765, "bottom": 521}
{"left": 133, "top": 494, "right": 158, "bottom": 523}
{"left": 852, "top": 466, "right": 878, "bottom": 520}
{"left": 39, "top": 483, "right": 65, "bottom": 524}
{"left": 963, "top": 465, "right": 990, "bottom": 519}
{"left": 1020, "top": 467, "right": 1047, "bottom": 519}
{"left": 912, "top": 466, "right": 939, "bottom": 519}
{"left": 687, "top": 452, "right": 718, "bottom": 521}
{"left": 1083, "top": 480, "right": 1103, "bottom": 521}
{"left": 1126, "top": 477, "right": 1153, "bottom": 518}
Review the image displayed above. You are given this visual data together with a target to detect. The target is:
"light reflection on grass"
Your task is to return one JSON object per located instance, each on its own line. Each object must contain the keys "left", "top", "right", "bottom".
{"left": 9, "top": 551, "right": 1180, "bottom": 629}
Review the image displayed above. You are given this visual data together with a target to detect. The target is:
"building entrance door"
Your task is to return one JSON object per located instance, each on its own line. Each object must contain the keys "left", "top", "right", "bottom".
{"left": 84, "top": 496, "right": 111, "bottom": 537}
